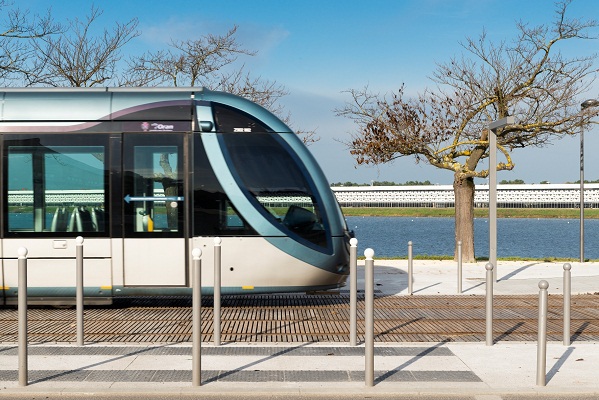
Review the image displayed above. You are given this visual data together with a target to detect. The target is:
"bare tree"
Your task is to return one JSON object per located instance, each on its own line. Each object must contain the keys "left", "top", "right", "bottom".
{"left": 0, "top": 1, "right": 61, "bottom": 84}
{"left": 125, "top": 25, "right": 317, "bottom": 143}
{"left": 124, "top": 25, "right": 254, "bottom": 87}
{"left": 337, "top": 0, "right": 599, "bottom": 262}
{"left": 28, "top": 5, "right": 139, "bottom": 87}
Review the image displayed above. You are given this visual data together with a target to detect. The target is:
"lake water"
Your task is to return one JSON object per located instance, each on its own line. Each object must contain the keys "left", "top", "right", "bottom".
{"left": 346, "top": 216, "right": 599, "bottom": 259}
{"left": 9, "top": 212, "right": 595, "bottom": 259}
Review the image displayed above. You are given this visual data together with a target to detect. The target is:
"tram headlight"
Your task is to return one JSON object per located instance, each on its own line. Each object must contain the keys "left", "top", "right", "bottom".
{"left": 337, "top": 263, "right": 349, "bottom": 274}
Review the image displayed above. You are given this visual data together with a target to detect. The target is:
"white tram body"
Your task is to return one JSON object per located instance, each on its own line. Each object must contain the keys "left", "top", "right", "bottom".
{"left": 0, "top": 88, "right": 350, "bottom": 304}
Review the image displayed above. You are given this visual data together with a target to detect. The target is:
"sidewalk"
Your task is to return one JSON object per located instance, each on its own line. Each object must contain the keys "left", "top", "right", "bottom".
{"left": 362, "top": 259, "right": 599, "bottom": 296}
{"left": 0, "top": 260, "right": 598, "bottom": 396}
{"left": 0, "top": 342, "right": 598, "bottom": 396}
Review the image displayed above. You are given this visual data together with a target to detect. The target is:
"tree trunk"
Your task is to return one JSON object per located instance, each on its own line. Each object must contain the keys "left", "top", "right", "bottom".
{"left": 454, "top": 173, "right": 476, "bottom": 262}
{"left": 159, "top": 153, "right": 179, "bottom": 230}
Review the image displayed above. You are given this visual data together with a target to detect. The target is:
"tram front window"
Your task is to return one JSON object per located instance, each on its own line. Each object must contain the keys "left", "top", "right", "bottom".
{"left": 222, "top": 133, "right": 328, "bottom": 248}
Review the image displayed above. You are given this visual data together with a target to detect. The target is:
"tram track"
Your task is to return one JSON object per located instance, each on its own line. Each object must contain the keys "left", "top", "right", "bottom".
{"left": 1, "top": 294, "right": 598, "bottom": 343}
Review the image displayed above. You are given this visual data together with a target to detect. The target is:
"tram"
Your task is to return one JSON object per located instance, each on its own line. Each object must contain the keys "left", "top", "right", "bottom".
{"left": 0, "top": 88, "right": 351, "bottom": 305}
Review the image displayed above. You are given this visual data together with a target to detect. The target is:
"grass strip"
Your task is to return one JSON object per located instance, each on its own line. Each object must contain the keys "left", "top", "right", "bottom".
{"left": 342, "top": 207, "right": 599, "bottom": 219}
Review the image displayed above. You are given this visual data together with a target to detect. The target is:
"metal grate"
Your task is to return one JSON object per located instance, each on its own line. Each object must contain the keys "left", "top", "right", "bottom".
{"left": 1, "top": 294, "right": 598, "bottom": 343}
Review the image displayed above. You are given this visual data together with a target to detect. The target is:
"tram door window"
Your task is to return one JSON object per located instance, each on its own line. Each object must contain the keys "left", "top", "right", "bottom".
{"left": 122, "top": 133, "right": 186, "bottom": 286}
{"left": 128, "top": 146, "right": 180, "bottom": 233}
{"left": 4, "top": 135, "right": 108, "bottom": 236}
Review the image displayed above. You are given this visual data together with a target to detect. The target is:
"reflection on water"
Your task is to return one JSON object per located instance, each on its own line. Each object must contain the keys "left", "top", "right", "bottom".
{"left": 346, "top": 216, "right": 599, "bottom": 259}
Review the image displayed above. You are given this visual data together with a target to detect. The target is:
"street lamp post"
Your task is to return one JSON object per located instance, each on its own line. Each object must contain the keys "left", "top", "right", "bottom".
{"left": 489, "top": 116, "right": 515, "bottom": 282}
{"left": 580, "top": 99, "right": 599, "bottom": 263}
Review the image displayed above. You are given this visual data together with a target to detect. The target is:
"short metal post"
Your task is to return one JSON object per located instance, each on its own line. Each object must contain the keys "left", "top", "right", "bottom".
{"left": 349, "top": 238, "right": 358, "bottom": 346}
{"left": 485, "top": 262, "right": 494, "bottom": 346}
{"left": 18, "top": 247, "right": 28, "bottom": 387}
{"left": 213, "top": 237, "right": 222, "bottom": 346}
{"left": 407, "top": 241, "right": 413, "bottom": 295}
{"left": 364, "top": 248, "right": 375, "bottom": 387}
{"left": 76, "top": 236, "right": 84, "bottom": 346}
{"left": 563, "top": 263, "right": 572, "bottom": 346}
{"left": 192, "top": 248, "right": 202, "bottom": 387}
{"left": 457, "top": 241, "right": 462, "bottom": 294}
{"left": 537, "top": 280, "right": 549, "bottom": 386}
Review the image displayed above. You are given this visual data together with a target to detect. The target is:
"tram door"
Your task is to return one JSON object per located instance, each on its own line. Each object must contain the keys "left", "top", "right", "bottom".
{"left": 122, "top": 133, "right": 187, "bottom": 286}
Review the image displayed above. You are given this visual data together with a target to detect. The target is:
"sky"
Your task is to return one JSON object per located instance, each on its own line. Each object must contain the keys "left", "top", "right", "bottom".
{"left": 16, "top": 0, "right": 599, "bottom": 185}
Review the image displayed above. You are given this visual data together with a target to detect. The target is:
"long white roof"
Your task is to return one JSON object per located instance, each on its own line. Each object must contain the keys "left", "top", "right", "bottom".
{"left": 331, "top": 184, "right": 599, "bottom": 191}
{"left": 331, "top": 184, "right": 599, "bottom": 204}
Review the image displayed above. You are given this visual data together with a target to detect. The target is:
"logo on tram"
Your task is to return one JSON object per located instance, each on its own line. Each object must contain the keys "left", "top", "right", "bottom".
{"left": 140, "top": 122, "right": 176, "bottom": 132}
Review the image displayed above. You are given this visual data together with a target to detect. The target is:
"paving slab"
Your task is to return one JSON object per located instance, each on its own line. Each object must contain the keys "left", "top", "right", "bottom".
{"left": 0, "top": 342, "right": 597, "bottom": 396}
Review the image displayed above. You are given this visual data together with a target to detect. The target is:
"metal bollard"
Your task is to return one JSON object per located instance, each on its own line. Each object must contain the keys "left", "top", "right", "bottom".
{"left": 18, "top": 247, "right": 28, "bottom": 387}
{"left": 563, "top": 263, "right": 572, "bottom": 346}
{"left": 349, "top": 238, "right": 358, "bottom": 346}
{"left": 364, "top": 248, "right": 375, "bottom": 387}
{"left": 485, "top": 262, "right": 494, "bottom": 346}
{"left": 76, "top": 236, "right": 84, "bottom": 346}
{"left": 457, "top": 241, "right": 462, "bottom": 294}
{"left": 537, "top": 280, "right": 549, "bottom": 386}
{"left": 192, "top": 248, "right": 202, "bottom": 387}
{"left": 213, "top": 237, "right": 222, "bottom": 346}
{"left": 407, "top": 241, "right": 413, "bottom": 295}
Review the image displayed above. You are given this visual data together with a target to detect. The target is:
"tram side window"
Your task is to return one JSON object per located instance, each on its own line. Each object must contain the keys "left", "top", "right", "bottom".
{"left": 193, "top": 133, "right": 257, "bottom": 236}
{"left": 6, "top": 139, "right": 107, "bottom": 235}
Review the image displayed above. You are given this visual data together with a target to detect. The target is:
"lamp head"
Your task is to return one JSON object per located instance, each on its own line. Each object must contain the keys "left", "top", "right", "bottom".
{"left": 581, "top": 99, "right": 599, "bottom": 109}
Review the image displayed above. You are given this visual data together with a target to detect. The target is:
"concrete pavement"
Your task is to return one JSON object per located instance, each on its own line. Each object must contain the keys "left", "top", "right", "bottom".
{"left": 0, "top": 260, "right": 598, "bottom": 397}
{"left": 0, "top": 342, "right": 598, "bottom": 396}
{"left": 362, "top": 259, "right": 599, "bottom": 296}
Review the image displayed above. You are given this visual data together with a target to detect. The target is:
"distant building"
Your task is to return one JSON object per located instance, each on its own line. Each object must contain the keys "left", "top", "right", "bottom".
{"left": 11, "top": 184, "right": 598, "bottom": 209}
{"left": 331, "top": 184, "right": 599, "bottom": 208}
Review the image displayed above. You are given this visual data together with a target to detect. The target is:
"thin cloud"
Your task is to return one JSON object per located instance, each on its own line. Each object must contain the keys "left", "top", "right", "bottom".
{"left": 138, "top": 17, "right": 289, "bottom": 60}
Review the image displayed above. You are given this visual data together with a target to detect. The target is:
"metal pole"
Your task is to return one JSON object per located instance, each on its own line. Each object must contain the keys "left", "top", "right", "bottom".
{"left": 488, "top": 116, "right": 514, "bottom": 282}
{"left": 192, "top": 248, "right": 202, "bottom": 387}
{"left": 579, "top": 99, "right": 599, "bottom": 261}
{"left": 489, "top": 128, "right": 497, "bottom": 282}
{"left": 580, "top": 123, "right": 585, "bottom": 263}
{"left": 76, "top": 236, "right": 84, "bottom": 346}
{"left": 457, "top": 241, "right": 462, "bottom": 294}
{"left": 485, "top": 262, "right": 494, "bottom": 346}
{"left": 537, "top": 280, "right": 549, "bottom": 386}
{"left": 349, "top": 238, "right": 358, "bottom": 346}
{"left": 213, "top": 237, "right": 222, "bottom": 346}
{"left": 18, "top": 247, "right": 28, "bottom": 387}
{"left": 563, "top": 263, "right": 572, "bottom": 346}
{"left": 407, "top": 241, "right": 413, "bottom": 295}
{"left": 364, "top": 248, "right": 375, "bottom": 387}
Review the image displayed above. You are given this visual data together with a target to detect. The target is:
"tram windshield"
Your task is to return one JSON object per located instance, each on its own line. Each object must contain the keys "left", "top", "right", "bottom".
{"left": 222, "top": 132, "right": 328, "bottom": 248}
